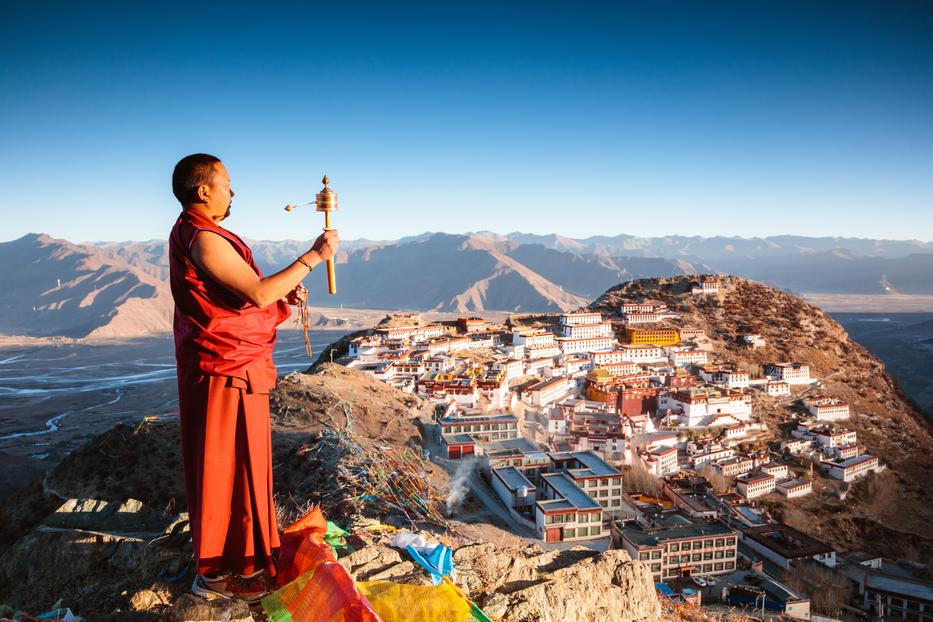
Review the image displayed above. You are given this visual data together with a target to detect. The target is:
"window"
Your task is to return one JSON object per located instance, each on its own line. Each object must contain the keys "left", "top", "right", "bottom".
{"left": 703, "top": 553, "right": 712, "bottom": 561}
{"left": 715, "top": 551, "right": 723, "bottom": 559}
{"left": 591, "top": 526, "right": 601, "bottom": 536}
{"left": 640, "top": 553, "right": 650, "bottom": 561}
{"left": 692, "top": 554, "right": 701, "bottom": 562}
{"left": 725, "top": 561, "right": 735, "bottom": 570}
{"left": 726, "top": 538, "right": 736, "bottom": 546}
{"left": 564, "top": 528, "right": 576, "bottom": 539}
{"left": 680, "top": 555, "right": 690, "bottom": 564}
{"left": 714, "top": 563, "right": 723, "bottom": 571}
{"left": 651, "top": 563, "right": 662, "bottom": 572}
{"left": 601, "top": 479, "right": 609, "bottom": 486}
{"left": 651, "top": 551, "right": 661, "bottom": 560}
{"left": 703, "top": 564, "right": 712, "bottom": 572}
{"left": 715, "top": 539, "right": 724, "bottom": 547}
{"left": 669, "top": 544, "right": 680, "bottom": 552}
{"left": 578, "top": 513, "right": 589, "bottom": 523}
{"left": 612, "top": 489, "right": 621, "bottom": 497}
{"left": 613, "top": 478, "right": 621, "bottom": 486}
{"left": 611, "top": 499, "right": 620, "bottom": 507}
{"left": 704, "top": 540, "right": 713, "bottom": 548}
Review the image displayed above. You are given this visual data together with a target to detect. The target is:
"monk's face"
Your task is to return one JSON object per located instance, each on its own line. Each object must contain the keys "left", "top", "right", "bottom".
{"left": 202, "top": 162, "right": 235, "bottom": 221}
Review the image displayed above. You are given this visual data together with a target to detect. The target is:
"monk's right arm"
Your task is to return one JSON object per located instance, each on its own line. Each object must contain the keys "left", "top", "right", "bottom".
{"left": 191, "top": 229, "right": 339, "bottom": 308}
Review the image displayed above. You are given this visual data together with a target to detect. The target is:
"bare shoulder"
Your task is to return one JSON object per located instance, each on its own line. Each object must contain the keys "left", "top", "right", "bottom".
{"left": 191, "top": 230, "right": 247, "bottom": 274}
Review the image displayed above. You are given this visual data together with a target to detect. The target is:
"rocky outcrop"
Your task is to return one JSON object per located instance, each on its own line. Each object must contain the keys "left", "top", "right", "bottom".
{"left": 0, "top": 493, "right": 661, "bottom": 621}
{"left": 340, "top": 542, "right": 661, "bottom": 622}
{"left": 0, "top": 496, "right": 192, "bottom": 618}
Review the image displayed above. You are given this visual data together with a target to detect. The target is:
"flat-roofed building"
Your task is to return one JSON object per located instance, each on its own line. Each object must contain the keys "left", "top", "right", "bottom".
{"left": 559, "top": 311, "right": 605, "bottom": 326}
{"left": 781, "top": 438, "right": 812, "bottom": 455}
{"left": 627, "top": 328, "right": 680, "bottom": 346}
{"left": 442, "top": 433, "right": 475, "bottom": 460}
{"left": 663, "top": 477, "right": 721, "bottom": 520}
{"left": 556, "top": 335, "right": 616, "bottom": 355}
{"left": 805, "top": 396, "right": 850, "bottom": 421}
{"left": 679, "top": 327, "right": 706, "bottom": 341}
{"left": 699, "top": 364, "right": 751, "bottom": 389}
{"left": 735, "top": 471, "right": 776, "bottom": 499}
{"left": 641, "top": 446, "right": 679, "bottom": 476}
{"left": 525, "top": 376, "right": 571, "bottom": 407}
{"left": 765, "top": 362, "right": 811, "bottom": 385}
{"left": 560, "top": 316, "right": 614, "bottom": 339}
{"left": 690, "top": 279, "right": 720, "bottom": 295}
{"left": 623, "top": 312, "right": 663, "bottom": 325}
{"left": 511, "top": 329, "right": 556, "bottom": 349}
{"left": 715, "top": 456, "right": 755, "bottom": 477}
{"left": 491, "top": 466, "right": 537, "bottom": 517}
{"left": 840, "top": 557, "right": 933, "bottom": 622}
{"left": 619, "top": 344, "right": 665, "bottom": 362}
{"left": 621, "top": 302, "right": 658, "bottom": 314}
{"left": 535, "top": 472, "right": 605, "bottom": 542}
{"left": 457, "top": 317, "right": 488, "bottom": 333}
{"left": 776, "top": 478, "right": 812, "bottom": 498}
{"left": 547, "top": 451, "right": 627, "bottom": 522}
{"left": 670, "top": 349, "right": 708, "bottom": 368}
{"left": 743, "top": 523, "right": 836, "bottom": 569}
{"left": 765, "top": 381, "right": 791, "bottom": 396}
{"left": 437, "top": 412, "right": 519, "bottom": 443}
{"left": 759, "top": 463, "right": 789, "bottom": 479}
{"left": 824, "top": 454, "right": 881, "bottom": 482}
{"left": 833, "top": 443, "right": 860, "bottom": 460}
{"left": 375, "top": 324, "right": 446, "bottom": 342}
{"left": 613, "top": 517, "right": 739, "bottom": 582}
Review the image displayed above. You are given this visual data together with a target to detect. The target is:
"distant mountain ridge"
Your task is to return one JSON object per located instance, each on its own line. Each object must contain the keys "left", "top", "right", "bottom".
{"left": 0, "top": 232, "right": 686, "bottom": 338}
{"left": 3, "top": 230, "right": 932, "bottom": 339}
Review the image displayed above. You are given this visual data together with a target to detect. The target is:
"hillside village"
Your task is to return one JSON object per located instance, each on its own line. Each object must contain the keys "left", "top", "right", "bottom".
{"left": 341, "top": 275, "right": 933, "bottom": 621}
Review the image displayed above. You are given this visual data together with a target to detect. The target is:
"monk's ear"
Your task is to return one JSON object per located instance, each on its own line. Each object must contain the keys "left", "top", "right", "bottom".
{"left": 196, "top": 183, "right": 211, "bottom": 203}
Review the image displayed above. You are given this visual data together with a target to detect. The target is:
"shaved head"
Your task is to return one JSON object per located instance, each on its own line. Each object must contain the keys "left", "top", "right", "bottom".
{"left": 172, "top": 153, "right": 222, "bottom": 205}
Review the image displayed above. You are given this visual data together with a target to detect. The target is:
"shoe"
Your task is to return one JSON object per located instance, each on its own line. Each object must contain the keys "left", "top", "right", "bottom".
{"left": 191, "top": 571, "right": 270, "bottom": 604}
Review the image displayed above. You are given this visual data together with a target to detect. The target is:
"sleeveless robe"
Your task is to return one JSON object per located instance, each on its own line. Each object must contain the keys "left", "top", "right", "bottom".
{"left": 169, "top": 209, "right": 290, "bottom": 577}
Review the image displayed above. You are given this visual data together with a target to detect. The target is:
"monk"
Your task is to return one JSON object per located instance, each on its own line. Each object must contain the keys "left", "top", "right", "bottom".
{"left": 168, "top": 153, "right": 339, "bottom": 602}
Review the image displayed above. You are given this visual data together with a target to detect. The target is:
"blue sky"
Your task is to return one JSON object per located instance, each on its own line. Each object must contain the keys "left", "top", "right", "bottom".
{"left": 1, "top": 1, "right": 932, "bottom": 243}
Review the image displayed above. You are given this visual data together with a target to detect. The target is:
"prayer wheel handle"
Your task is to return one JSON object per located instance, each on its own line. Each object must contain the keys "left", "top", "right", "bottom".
{"left": 285, "top": 175, "right": 338, "bottom": 295}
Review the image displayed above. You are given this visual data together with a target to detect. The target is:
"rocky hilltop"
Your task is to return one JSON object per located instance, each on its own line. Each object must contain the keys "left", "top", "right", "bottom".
{"left": 0, "top": 364, "right": 662, "bottom": 621}
{"left": 585, "top": 275, "right": 933, "bottom": 561}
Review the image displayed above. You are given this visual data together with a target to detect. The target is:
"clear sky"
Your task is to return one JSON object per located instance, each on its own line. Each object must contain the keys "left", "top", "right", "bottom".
{"left": 1, "top": 1, "right": 932, "bottom": 243}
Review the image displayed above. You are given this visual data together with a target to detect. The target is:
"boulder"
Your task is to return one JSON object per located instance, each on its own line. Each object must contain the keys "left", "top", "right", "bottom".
{"left": 168, "top": 594, "right": 253, "bottom": 622}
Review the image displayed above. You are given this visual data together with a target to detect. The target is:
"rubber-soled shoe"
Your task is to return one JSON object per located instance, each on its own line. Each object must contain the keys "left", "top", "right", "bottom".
{"left": 191, "top": 572, "right": 269, "bottom": 604}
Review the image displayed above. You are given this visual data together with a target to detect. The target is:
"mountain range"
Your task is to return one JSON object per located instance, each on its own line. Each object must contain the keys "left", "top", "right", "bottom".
{"left": 1, "top": 231, "right": 931, "bottom": 338}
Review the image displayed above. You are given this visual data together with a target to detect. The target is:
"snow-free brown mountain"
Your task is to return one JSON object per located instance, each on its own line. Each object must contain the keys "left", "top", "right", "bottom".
{"left": 0, "top": 234, "right": 173, "bottom": 339}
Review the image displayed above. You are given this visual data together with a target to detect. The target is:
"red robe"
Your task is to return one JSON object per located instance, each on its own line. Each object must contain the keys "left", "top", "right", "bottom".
{"left": 169, "top": 209, "right": 290, "bottom": 577}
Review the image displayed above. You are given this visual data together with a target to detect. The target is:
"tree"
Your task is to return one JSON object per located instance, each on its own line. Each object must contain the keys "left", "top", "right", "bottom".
{"left": 623, "top": 463, "right": 662, "bottom": 495}
{"left": 699, "top": 465, "right": 733, "bottom": 495}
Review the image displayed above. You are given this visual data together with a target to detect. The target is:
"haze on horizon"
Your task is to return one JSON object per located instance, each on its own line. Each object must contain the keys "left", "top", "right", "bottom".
{"left": 1, "top": 1, "right": 932, "bottom": 243}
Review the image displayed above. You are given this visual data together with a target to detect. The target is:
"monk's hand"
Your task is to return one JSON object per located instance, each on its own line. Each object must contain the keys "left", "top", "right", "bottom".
{"left": 284, "top": 283, "right": 307, "bottom": 306}
{"left": 309, "top": 228, "right": 340, "bottom": 263}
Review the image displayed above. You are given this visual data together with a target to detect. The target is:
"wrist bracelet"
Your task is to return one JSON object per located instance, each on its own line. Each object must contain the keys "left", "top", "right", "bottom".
{"left": 297, "top": 256, "right": 313, "bottom": 271}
